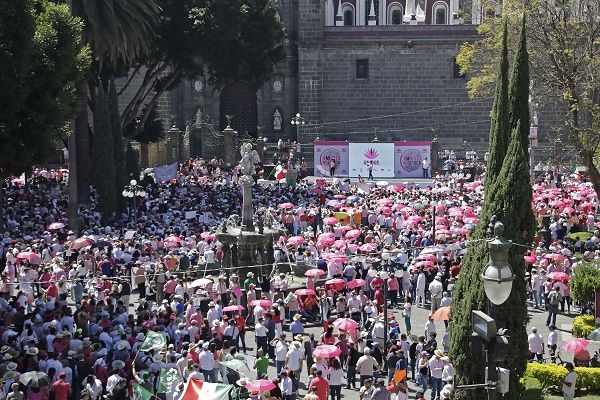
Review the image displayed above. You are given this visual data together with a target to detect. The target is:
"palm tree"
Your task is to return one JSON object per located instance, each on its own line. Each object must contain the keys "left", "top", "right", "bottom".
{"left": 68, "top": 0, "right": 159, "bottom": 209}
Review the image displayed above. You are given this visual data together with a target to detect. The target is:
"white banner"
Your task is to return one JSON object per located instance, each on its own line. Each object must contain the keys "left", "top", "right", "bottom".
{"left": 154, "top": 162, "right": 178, "bottom": 184}
{"left": 348, "top": 143, "right": 395, "bottom": 178}
{"left": 394, "top": 141, "right": 431, "bottom": 178}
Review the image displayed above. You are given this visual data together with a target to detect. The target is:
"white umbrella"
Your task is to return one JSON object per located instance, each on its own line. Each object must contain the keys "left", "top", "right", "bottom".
{"left": 376, "top": 180, "right": 389, "bottom": 187}
{"left": 189, "top": 278, "right": 213, "bottom": 288}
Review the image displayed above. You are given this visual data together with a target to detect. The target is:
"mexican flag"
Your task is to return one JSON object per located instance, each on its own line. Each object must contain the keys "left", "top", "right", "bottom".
{"left": 178, "top": 378, "right": 232, "bottom": 400}
{"left": 139, "top": 330, "right": 167, "bottom": 352}
{"left": 133, "top": 383, "right": 153, "bottom": 400}
{"left": 157, "top": 368, "right": 181, "bottom": 394}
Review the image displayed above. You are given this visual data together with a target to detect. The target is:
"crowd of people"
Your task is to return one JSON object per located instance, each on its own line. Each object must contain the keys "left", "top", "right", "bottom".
{"left": 0, "top": 157, "right": 598, "bottom": 400}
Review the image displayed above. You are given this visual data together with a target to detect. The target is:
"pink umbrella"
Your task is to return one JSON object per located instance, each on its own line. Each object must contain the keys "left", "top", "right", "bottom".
{"left": 48, "top": 222, "right": 65, "bottom": 230}
{"left": 222, "top": 305, "right": 245, "bottom": 312}
{"left": 249, "top": 299, "right": 273, "bottom": 308}
{"left": 318, "top": 237, "right": 335, "bottom": 247}
{"left": 562, "top": 338, "right": 589, "bottom": 353}
{"left": 359, "top": 243, "right": 377, "bottom": 253}
{"left": 334, "top": 240, "right": 347, "bottom": 249}
{"left": 278, "top": 202, "right": 295, "bottom": 209}
{"left": 347, "top": 279, "right": 367, "bottom": 289}
{"left": 295, "top": 288, "right": 316, "bottom": 296}
{"left": 388, "top": 184, "right": 405, "bottom": 192}
{"left": 305, "top": 269, "right": 327, "bottom": 277}
{"left": 334, "top": 194, "right": 347, "bottom": 199}
{"left": 547, "top": 272, "right": 570, "bottom": 282}
{"left": 324, "top": 217, "right": 338, "bottom": 225}
{"left": 70, "top": 237, "right": 95, "bottom": 250}
{"left": 245, "top": 379, "right": 276, "bottom": 392}
{"left": 287, "top": 236, "right": 305, "bottom": 245}
{"left": 325, "top": 278, "right": 345, "bottom": 285}
{"left": 313, "top": 345, "right": 342, "bottom": 358}
{"left": 338, "top": 225, "right": 353, "bottom": 232}
{"left": 400, "top": 207, "right": 414, "bottom": 213}
{"left": 16, "top": 251, "right": 40, "bottom": 264}
{"left": 544, "top": 253, "right": 566, "bottom": 262}
{"left": 345, "top": 229, "right": 361, "bottom": 239}
{"left": 200, "top": 232, "right": 215, "bottom": 240}
{"left": 347, "top": 244, "right": 359, "bottom": 253}
{"left": 377, "top": 206, "right": 391, "bottom": 215}
{"left": 463, "top": 217, "right": 479, "bottom": 224}
{"left": 524, "top": 255, "right": 536, "bottom": 264}
{"left": 417, "top": 254, "right": 437, "bottom": 261}
{"left": 164, "top": 236, "right": 182, "bottom": 247}
{"left": 454, "top": 228, "right": 470, "bottom": 235}
{"left": 319, "top": 232, "right": 335, "bottom": 239}
{"left": 333, "top": 318, "right": 359, "bottom": 331}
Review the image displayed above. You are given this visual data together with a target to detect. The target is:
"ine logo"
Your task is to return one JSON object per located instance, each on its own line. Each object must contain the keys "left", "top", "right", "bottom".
{"left": 320, "top": 149, "right": 341, "bottom": 169}
{"left": 400, "top": 149, "right": 422, "bottom": 172}
{"left": 363, "top": 148, "right": 379, "bottom": 159}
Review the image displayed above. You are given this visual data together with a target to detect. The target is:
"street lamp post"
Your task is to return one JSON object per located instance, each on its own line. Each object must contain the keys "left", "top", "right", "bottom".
{"left": 431, "top": 200, "right": 437, "bottom": 242}
{"left": 481, "top": 220, "right": 514, "bottom": 400}
{"left": 121, "top": 179, "right": 146, "bottom": 223}
{"left": 380, "top": 271, "right": 389, "bottom": 345}
{"left": 290, "top": 112, "right": 305, "bottom": 142}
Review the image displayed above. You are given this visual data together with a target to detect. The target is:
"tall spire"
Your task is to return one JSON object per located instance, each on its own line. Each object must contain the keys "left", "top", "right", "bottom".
{"left": 368, "top": 0, "right": 377, "bottom": 25}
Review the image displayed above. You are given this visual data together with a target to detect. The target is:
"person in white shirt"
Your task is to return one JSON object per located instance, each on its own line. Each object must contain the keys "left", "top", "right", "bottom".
{"left": 371, "top": 318, "right": 385, "bottom": 349}
{"left": 416, "top": 270, "right": 427, "bottom": 307}
{"left": 429, "top": 275, "right": 444, "bottom": 313}
{"left": 527, "top": 327, "right": 544, "bottom": 362}
{"left": 531, "top": 269, "right": 543, "bottom": 309}
{"left": 547, "top": 324, "right": 558, "bottom": 362}
{"left": 198, "top": 343, "right": 216, "bottom": 382}
{"left": 285, "top": 341, "right": 305, "bottom": 378}
{"left": 85, "top": 375, "right": 103, "bottom": 400}
{"left": 254, "top": 317, "right": 268, "bottom": 356}
{"left": 279, "top": 370, "right": 296, "bottom": 399}
{"left": 356, "top": 348, "right": 379, "bottom": 387}
{"left": 562, "top": 362, "right": 577, "bottom": 400}
{"left": 271, "top": 333, "right": 289, "bottom": 375}
{"left": 206, "top": 302, "right": 219, "bottom": 326}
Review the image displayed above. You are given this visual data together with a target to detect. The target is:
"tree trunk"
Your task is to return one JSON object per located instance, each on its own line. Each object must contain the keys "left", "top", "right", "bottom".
{"left": 74, "top": 78, "right": 91, "bottom": 203}
{"left": 0, "top": 184, "right": 5, "bottom": 231}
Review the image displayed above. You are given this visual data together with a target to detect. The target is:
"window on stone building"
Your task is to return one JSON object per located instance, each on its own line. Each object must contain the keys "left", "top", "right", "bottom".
{"left": 453, "top": 57, "right": 465, "bottom": 79}
{"left": 433, "top": 2, "right": 449, "bottom": 24}
{"left": 356, "top": 59, "right": 369, "bottom": 79}
{"left": 387, "top": 3, "right": 403, "bottom": 25}
{"left": 344, "top": 9, "right": 354, "bottom": 25}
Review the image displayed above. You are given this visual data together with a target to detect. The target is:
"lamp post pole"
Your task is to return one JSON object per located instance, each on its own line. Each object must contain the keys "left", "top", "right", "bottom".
{"left": 122, "top": 179, "right": 146, "bottom": 224}
{"left": 381, "top": 271, "right": 389, "bottom": 346}
{"left": 431, "top": 201, "right": 437, "bottom": 242}
{"left": 290, "top": 112, "right": 305, "bottom": 142}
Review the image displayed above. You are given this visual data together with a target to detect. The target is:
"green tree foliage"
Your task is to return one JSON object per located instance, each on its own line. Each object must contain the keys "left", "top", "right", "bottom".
{"left": 484, "top": 20, "right": 510, "bottom": 192}
{"left": 91, "top": 85, "right": 116, "bottom": 223}
{"left": 124, "top": 107, "right": 165, "bottom": 144}
{"left": 450, "top": 19, "right": 535, "bottom": 400}
{"left": 456, "top": 0, "right": 600, "bottom": 197}
{"left": 120, "top": 0, "right": 285, "bottom": 132}
{"left": 0, "top": 0, "right": 89, "bottom": 178}
{"left": 570, "top": 262, "right": 600, "bottom": 304}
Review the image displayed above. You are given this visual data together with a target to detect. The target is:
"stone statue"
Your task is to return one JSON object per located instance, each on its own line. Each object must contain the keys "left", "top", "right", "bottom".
{"left": 195, "top": 108, "right": 203, "bottom": 127}
{"left": 273, "top": 109, "right": 282, "bottom": 131}
{"left": 239, "top": 142, "right": 261, "bottom": 176}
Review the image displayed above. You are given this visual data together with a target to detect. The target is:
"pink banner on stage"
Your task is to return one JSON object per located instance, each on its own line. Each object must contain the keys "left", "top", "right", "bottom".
{"left": 394, "top": 141, "right": 431, "bottom": 178}
{"left": 314, "top": 141, "right": 349, "bottom": 177}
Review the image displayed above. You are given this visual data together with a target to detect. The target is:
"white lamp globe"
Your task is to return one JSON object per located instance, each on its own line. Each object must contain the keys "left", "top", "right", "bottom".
{"left": 130, "top": 179, "right": 137, "bottom": 186}
{"left": 367, "top": 268, "right": 378, "bottom": 278}
{"left": 379, "top": 271, "right": 389, "bottom": 280}
{"left": 482, "top": 264, "right": 514, "bottom": 305}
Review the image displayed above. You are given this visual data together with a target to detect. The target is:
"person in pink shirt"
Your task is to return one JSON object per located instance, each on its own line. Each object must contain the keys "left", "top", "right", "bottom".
{"left": 387, "top": 272, "right": 399, "bottom": 307}
{"left": 163, "top": 276, "right": 177, "bottom": 299}
{"left": 308, "top": 369, "right": 329, "bottom": 400}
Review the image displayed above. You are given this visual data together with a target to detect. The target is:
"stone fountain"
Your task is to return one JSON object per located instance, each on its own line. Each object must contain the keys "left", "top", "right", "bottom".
{"left": 216, "top": 141, "right": 284, "bottom": 277}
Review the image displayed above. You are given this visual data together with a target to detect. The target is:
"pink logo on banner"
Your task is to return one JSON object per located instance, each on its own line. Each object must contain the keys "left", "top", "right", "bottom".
{"left": 400, "top": 149, "right": 422, "bottom": 172}
{"left": 364, "top": 148, "right": 379, "bottom": 159}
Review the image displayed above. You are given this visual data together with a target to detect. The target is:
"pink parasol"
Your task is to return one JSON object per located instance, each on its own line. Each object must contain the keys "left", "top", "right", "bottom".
{"left": 333, "top": 317, "right": 359, "bottom": 331}
{"left": 463, "top": 217, "right": 479, "bottom": 224}
{"left": 249, "top": 299, "right": 273, "bottom": 308}
{"left": 325, "top": 278, "right": 345, "bottom": 285}
{"left": 200, "top": 232, "right": 216, "bottom": 240}
{"left": 562, "top": 338, "right": 589, "bottom": 353}
{"left": 245, "top": 380, "right": 276, "bottom": 392}
{"left": 313, "top": 345, "right": 342, "bottom": 358}
{"left": 48, "top": 222, "right": 65, "bottom": 230}
{"left": 345, "top": 229, "right": 361, "bottom": 239}
{"left": 318, "top": 237, "right": 335, "bottom": 247}
{"left": 347, "top": 244, "right": 359, "bottom": 253}
{"left": 222, "top": 305, "right": 245, "bottom": 312}
{"left": 544, "top": 253, "right": 566, "bottom": 262}
{"left": 278, "top": 202, "right": 295, "bottom": 209}
{"left": 547, "top": 272, "right": 570, "bottom": 282}
{"left": 347, "top": 279, "right": 367, "bottom": 289}
{"left": 189, "top": 278, "right": 213, "bottom": 288}
{"left": 16, "top": 251, "right": 40, "bottom": 264}
{"left": 334, "top": 240, "right": 347, "bottom": 249}
{"left": 324, "top": 217, "right": 338, "bottom": 225}
{"left": 164, "top": 236, "right": 182, "bottom": 247}
{"left": 287, "top": 236, "right": 305, "bottom": 245}
{"left": 305, "top": 269, "right": 327, "bottom": 277}
{"left": 524, "top": 255, "right": 537, "bottom": 264}
{"left": 454, "top": 228, "right": 470, "bottom": 235}
{"left": 70, "top": 237, "right": 94, "bottom": 250}
{"left": 388, "top": 184, "right": 405, "bottom": 192}
{"left": 334, "top": 194, "right": 347, "bottom": 199}
{"left": 359, "top": 243, "right": 378, "bottom": 253}
{"left": 294, "top": 288, "right": 316, "bottom": 296}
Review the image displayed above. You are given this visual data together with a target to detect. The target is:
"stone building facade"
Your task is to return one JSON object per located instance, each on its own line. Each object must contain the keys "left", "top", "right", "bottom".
{"left": 118, "top": 0, "right": 559, "bottom": 166}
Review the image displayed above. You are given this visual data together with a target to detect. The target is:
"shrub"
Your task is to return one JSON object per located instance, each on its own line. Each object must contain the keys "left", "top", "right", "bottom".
{"left": 524, "top": 363, "right": 600, "bottom": 392}
{"left": 520, "top": 375, "right": 544, "bottom": 400}
{"left": 572, "top": 315, "right": 596, "bottom": 338}
{"left": 570, "top": 262, "right": 600, "bottom": 304}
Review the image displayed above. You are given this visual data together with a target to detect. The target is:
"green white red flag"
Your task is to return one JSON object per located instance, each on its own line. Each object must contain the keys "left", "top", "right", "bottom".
{"left": 177, "top": 378, "right": 232, "bottom": 400}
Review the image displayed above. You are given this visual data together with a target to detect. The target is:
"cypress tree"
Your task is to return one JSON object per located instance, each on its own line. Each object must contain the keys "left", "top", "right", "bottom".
{"left": 450, "top": 17, "right": 534, "bottom": 400}
{"left": 508, "top": 16, "right": 531, "bottom": 153}
{"left": 485, "top": 19, "right": 510, "bottom": 191}
{"left": 91, "top": 85, "right": 116, "bottom": 223}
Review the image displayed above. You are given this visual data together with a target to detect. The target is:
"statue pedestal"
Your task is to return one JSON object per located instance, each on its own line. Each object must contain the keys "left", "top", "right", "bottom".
{"left": 241, "top": 176, "right": 254, "bottom": 232}
{"left": 217, "top": 227, "right": 284, "bottom": 277}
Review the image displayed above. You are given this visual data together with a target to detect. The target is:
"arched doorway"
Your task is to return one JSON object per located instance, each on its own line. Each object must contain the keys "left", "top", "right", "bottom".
{"left": 219, "top": 82, "right": 258, "bottom": 137}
